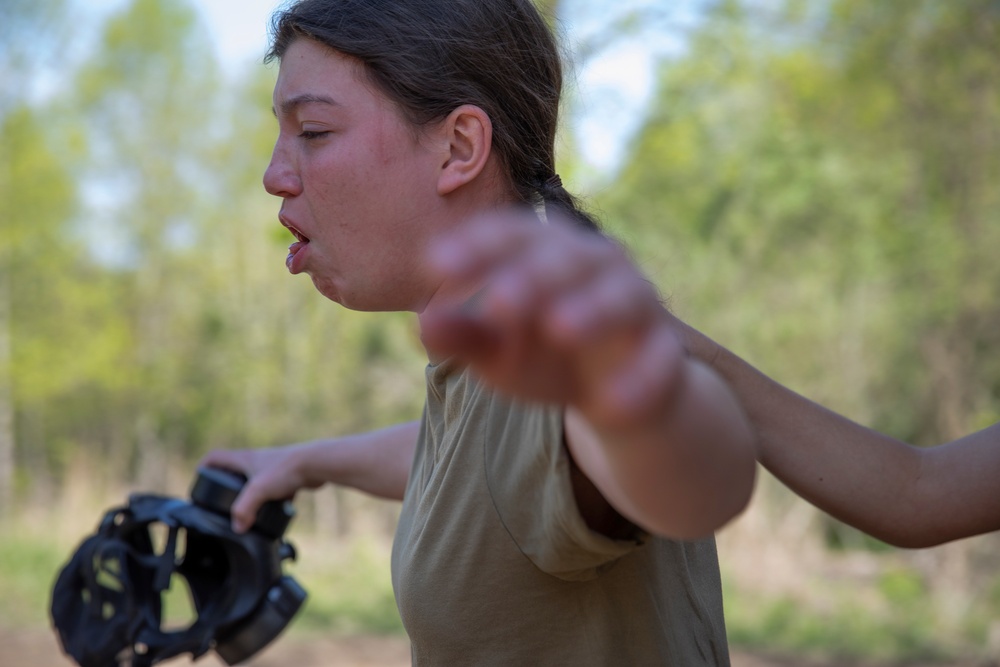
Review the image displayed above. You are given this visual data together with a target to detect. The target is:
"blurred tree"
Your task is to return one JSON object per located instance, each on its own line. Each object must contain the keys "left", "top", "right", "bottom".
{"left": 604, "top": 0, "right": 1000, "bottom": 444}
{"left": 599, "top": 0, "right": 1000, "bottom": 634}
{"left": 0, "top": 109, "right": 78, "bottom": 513}
{"left": 0, "top": 0, "right": 77, "bottom": 514}
{"left": 71, "top": 0, "right": 225, "bottom": 489}
{"left": 819, "top": 0, "right": 1000, "bottom": 443}
{"left": 59, "top": 0, "right": 427, "bottom": 499}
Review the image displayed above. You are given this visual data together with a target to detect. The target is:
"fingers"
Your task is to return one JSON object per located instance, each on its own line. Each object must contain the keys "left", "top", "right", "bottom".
{"left": 424, "top": 209, "right": 680, "bottom": 416}
{"left": 547, "top": 264, "right": 661, "bottom": 345}
{"left": 428, "top": 211, "right": 539, "bottom": 279}
{"left": 199, "top": 448, "right": 253, "bottom": 476}
{"left": 230, "top": 479, "right": 271, "bottom": 534}
{"left": 419, "top": 301, "right": 502, "bottom": 364}
{"left": 199, "top": 447, "right": 299, "bottom": 534}
{"left": 587, "top": 324, "right": 687, "bottom": 427}
{"left": 428, "top": 213, "right": 652, "bottom": 346}
{"left": 431, "top": 214, "right": 618, "bottom": 324}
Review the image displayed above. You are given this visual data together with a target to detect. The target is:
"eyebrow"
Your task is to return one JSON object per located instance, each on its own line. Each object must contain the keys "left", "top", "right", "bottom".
{"left": 272, "top": 93, "right": 341, "bottom": 117}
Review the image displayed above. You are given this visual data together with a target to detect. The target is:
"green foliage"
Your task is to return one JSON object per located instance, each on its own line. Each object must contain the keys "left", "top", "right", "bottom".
{"left": 3, "top": 0, "right": 999, "bottom": 661}
{"left": 725, "top": 588, "right": 948, "bottom": 662}
{"left": 3, "top": 0, "right": 425, "bottom": 499}
{"left": 599, "top": 0, "right": 1000, "bottom": 444}
{"left": 606, "top": 6, "right": 1000, "bottom": 658}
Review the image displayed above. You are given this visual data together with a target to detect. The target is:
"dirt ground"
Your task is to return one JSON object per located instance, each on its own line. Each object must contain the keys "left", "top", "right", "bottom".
{"left": 8, "top": 626, "right": 992, "bottom": 667}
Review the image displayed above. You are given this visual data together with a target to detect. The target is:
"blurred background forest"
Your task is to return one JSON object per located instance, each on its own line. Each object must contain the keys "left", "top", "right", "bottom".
{"left": 2, "top": 0, "right": 999, "bottom": 664}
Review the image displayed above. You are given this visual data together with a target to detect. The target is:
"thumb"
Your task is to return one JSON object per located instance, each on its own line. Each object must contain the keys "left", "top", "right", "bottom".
{"left": 420, "top": 308, "right": 500, "bottom": 364}
{"left": 229, "top": 486, "right": 262, "bottom": 534}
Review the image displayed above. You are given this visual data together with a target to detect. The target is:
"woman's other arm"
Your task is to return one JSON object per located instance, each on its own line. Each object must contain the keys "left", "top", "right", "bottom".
{"left": 679, "top": 322, "right": 1000, "bottom": 547}
{"left": 200, "top": 420, "right": 420, "bottom": 532}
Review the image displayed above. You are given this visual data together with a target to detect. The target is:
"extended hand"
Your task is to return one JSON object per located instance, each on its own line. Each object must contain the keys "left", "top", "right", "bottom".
{"left": 421, "top": 211, "right": 687, "bottom": 428}
{"left": 200, "top": 446, "right": 313, "bottom": 533}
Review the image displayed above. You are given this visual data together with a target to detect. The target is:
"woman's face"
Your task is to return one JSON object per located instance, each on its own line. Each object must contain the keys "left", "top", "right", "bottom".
{"left": 263, "top": 38, "right": 447, "bottom": 312}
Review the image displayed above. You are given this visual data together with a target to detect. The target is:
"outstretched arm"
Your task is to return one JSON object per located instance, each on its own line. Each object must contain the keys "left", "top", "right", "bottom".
{"left": 421, "top": 213, "right": 757, "bottom": 540}
{"left": 678, "top": 321, "right": 1000, "bottom": 547}
{"left": 200, "top": 420, "right": 419, "bottom": 532}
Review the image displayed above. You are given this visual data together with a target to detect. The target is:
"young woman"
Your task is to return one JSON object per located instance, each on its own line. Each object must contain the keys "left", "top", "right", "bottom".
{"left": 201, "top": 1, "right": 756, "bottom": 663}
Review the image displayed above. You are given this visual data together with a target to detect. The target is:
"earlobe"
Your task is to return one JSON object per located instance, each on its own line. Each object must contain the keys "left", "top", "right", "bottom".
{"left": 437, "top": 105, "right": 493, "bottom": 196}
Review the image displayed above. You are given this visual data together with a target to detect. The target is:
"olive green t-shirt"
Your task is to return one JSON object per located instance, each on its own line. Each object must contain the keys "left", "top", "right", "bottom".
{"left": 391, "top": 361, "right": 730, "bottom": 665}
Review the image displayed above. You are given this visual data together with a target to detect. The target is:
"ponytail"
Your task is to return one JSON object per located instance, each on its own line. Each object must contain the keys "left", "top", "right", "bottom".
{"left": 535, "top": 173, "right": 601, "bottom": 232}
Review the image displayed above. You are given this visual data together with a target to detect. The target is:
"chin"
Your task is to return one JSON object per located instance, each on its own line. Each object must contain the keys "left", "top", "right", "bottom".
{"left": 311, "top": 278, "right": 411, "bottom": 313}
{"left": 308, "top": 276, "right": 344, "bottom": 305}
{"left": 315, "top": 284, "right": 372, "bottom": 312}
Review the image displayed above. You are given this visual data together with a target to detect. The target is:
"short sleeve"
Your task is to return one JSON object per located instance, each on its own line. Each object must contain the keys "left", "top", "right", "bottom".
{"left": 483, "top": 396, "right": 646, "bottom": 582}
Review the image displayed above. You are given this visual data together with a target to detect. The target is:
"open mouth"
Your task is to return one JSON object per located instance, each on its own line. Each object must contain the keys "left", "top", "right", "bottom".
{"left": 281, "top": 218, "right": 310, "bottom": 244}
{"left": 280, "top": 217, "right": 311, "bottom": 273}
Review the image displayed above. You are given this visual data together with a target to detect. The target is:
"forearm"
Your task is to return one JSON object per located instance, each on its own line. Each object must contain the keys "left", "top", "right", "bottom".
{"left": 568, "top": 358, "right": 757, "bottom": 541}
{"left": 295, "top": 420, "right": 420, "bottom": 501}
{"left": 677, "top": 321, "right": 972, "bottom": 547}
{"left": 204, "top": 419, "right": 420, "bottom": 522}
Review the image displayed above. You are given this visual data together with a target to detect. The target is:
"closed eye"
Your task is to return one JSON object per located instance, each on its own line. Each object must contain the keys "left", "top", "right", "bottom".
{"left": 299, "top": 130, "right": 330, "bottom": 140}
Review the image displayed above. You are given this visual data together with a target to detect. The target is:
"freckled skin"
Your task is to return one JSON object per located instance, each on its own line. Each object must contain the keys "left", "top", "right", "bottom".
{"left": 263, "top": 38, "right": 448, "bottom": 312}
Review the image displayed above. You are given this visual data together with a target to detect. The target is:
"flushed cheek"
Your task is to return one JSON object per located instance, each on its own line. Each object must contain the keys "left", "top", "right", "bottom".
{"left": 299, "top": 164, "right": 357, "bottom": 229}
{"left": 311, "top": 151, "right": 380, "bottom": 209}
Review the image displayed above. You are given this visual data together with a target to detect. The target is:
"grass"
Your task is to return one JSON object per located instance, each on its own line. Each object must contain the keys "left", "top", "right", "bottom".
{"left": 724, "top": 594, "right": 949, "bottom": 662}
{"left": 7, "top": 510, "right": 998, "bottom": 661}
{"left": 721, "top": 567, "right": 993, "bottom": 663}
{"left": 0, "top": 515, "right": 404, "bottom": 639}
{"left": 0, "top": 530, "right": 69, "bottom": 628}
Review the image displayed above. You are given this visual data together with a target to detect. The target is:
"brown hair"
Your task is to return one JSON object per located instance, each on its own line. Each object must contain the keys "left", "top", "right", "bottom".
{"left": 265, "top": 0, "right": 599, "bottom": 230}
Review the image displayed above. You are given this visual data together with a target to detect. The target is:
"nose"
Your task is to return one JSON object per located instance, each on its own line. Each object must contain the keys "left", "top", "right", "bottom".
{"left": 263, "top": 141, "right": 301, "bottom": 198}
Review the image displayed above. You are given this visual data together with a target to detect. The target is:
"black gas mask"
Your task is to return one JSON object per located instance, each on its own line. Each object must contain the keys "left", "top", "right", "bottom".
{"left": 50, "top": 467, "right": 307, "bottom": 667}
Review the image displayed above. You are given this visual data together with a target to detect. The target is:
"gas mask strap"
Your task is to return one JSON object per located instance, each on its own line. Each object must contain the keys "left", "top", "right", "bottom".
{"left": 151, "top": 523, "right": 180, "bottom": 594}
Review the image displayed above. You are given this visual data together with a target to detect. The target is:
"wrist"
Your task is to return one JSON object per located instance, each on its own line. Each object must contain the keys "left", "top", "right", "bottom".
{"left": 290, "top": 440, "right": 330, "bottom": 490}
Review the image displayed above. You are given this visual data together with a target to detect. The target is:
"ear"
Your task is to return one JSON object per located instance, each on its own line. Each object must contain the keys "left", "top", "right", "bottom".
{"left": 436, "top": 105, "right": 493, "bottom": 196}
